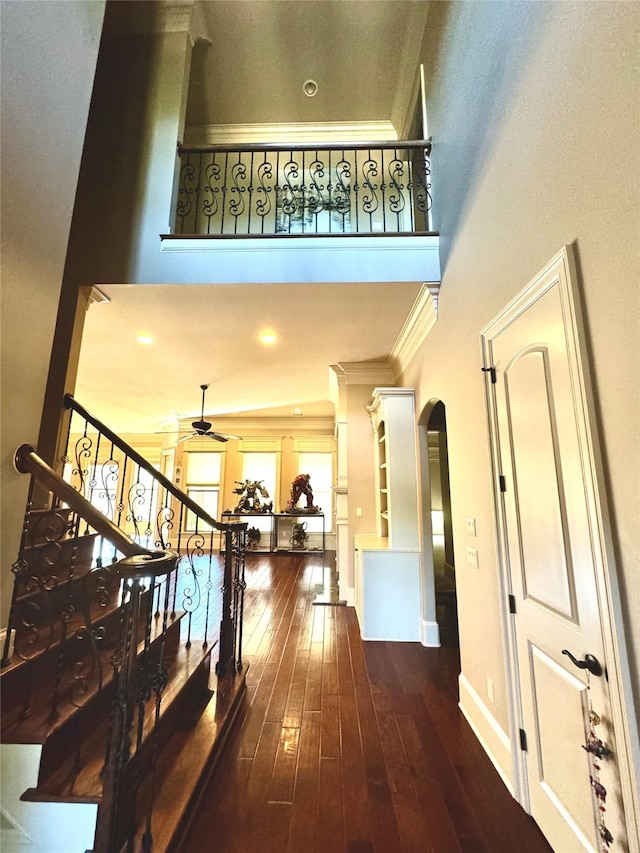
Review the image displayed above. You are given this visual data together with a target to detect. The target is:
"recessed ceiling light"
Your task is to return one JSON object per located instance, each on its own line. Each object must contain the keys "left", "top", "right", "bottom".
{"left": 293, "top": 408, "right": 303, "bottom": 416}
{"left": 136, "top": 335, "right": 154, "bottom": 345}
{"left": 259, "top": 330, "right": 277, "bottom": 345}
{"left": 303, "top": 79, "right": 318, "bottom": 97}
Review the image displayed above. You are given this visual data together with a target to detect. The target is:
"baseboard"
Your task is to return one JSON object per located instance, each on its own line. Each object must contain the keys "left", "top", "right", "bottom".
{"left": 340, "top": 584, "right": 355, "bottom": 607}
{"left": 421, "top": 619, "right": 440, "bottom": 647}
{"left": 458, "top": 673, "right": 514, "bottom": 795}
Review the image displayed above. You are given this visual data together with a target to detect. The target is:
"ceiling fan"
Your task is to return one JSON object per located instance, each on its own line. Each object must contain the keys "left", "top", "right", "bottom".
{"left": 161, "top": 384, "right": 241, "bottom": 444}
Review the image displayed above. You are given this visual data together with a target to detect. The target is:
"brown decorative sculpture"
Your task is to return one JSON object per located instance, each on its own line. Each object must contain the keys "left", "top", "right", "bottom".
{"left": 285, "top": 473, "right": 320, "bottom": 513}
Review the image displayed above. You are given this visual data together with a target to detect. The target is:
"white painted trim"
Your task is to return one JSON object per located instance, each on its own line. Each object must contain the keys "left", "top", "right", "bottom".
{"left": 420, "top": 64, "right": 429, "bottom": 139}
{"left": 480, "top": 245, "right": 640, "bottom": 850}
{"left": 330, "top": 362, "right": 396, "bottom": 387}
{"left": 371, "top": 386, "right": 417, "bottom": 403}
{"left": 391, "top": 5, "right": 429, "bottom": 139}
{"left": 458, "top": 673, "right": 514, "bottom": 796}
{"left": 88, "top": 286, "right": 110, "bottom": 305}
{"left": 161, "top": 234, "right": 440, "bottom": 255}
{"left": 112, "top": 0, "right": 209, "bottom": 42}
{"left": 183, "top": 121, "right": 398, "bottom": 146}
{"left": 390, "top": 284, "right": 439, "bottom": 375}
{"left": 420, "top": 619, "right": 440, "bottom": 647}
{"left": 342, "top": 587, "right": 355, "bottom": 607}
{"left": 159, "top": 235, "right": 441, "bottom": 286}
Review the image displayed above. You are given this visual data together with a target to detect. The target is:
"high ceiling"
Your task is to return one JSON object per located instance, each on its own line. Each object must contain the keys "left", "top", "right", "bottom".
{"left": 186, "top": 0, "right": 431, "bottom": 131}
{"left": 76, "top": 282, "right": 423, "bottom": 432}
{"left": 74, "top": 1, "right": 434, "bottom": 434}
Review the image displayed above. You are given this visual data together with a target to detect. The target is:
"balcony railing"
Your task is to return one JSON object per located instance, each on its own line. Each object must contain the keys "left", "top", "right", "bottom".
{"left": 174, "top": 140, "right": 432, "bottom": 237}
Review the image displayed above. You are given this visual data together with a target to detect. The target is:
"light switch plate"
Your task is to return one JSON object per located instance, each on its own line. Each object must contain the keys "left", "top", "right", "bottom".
{"left": 466, "top": 547, "right": 479, "bottom": 568}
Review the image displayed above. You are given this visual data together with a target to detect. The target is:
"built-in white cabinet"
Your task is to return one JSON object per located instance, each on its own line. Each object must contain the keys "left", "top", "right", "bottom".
{"left": 354, "top": 534, "right": 421, "bottom": 640}
{"left": 370, "top": 387, "right": 420, "bottom": 549}
{"left": 354, "top": 388, "right": 421, "bottom": 641}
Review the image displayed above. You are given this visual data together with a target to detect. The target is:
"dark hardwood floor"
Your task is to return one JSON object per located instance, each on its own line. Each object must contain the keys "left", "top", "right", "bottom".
{"left": 181, "top": 553, "right": 552, "bottom": 853}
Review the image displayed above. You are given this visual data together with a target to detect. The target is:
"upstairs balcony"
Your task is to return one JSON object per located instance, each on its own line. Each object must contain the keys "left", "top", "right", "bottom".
{"left": 160, "top": 139, "right": 440, "bottom": 286}
{"left": 172, "top": 139, "right": 433, "bottom": 238}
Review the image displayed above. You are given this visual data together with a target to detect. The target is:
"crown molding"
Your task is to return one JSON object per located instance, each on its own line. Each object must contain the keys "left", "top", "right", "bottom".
{"left": 109, "top": 1, "right": 210, "bottom": 44}
{"left": 330, "top": 362, "right": 396, "bottom": 387}
{"left": 389, "top": 282, "right": 439, "bottom": 375}
{"left": 391, "top": 3, "right": 431, "bottom": 139}
{"left": 183, "top": 121, "right": 398, "bottom": 147}
{"left": 88, "top": 286, "right": 111, "bottom": 305}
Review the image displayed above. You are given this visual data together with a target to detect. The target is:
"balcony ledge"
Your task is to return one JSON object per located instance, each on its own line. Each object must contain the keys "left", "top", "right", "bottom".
{"left": 159, "top": 232, "right": 440, "bottom": 285}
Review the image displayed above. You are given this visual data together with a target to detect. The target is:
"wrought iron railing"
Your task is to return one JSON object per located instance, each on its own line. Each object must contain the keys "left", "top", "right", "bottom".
{"left": 2, "top": 401, "right": 248, "bottom": 852}
{"left": 61, "top": 393, "right": 247, "bottom": 674}
{"left": 6, "top": 444, "right": 180, "bottom": 853}
{"left": 173, "top": 139, "right": 432, "bottom": 237}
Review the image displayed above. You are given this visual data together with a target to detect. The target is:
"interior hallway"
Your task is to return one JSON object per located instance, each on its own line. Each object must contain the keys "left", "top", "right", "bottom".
{"left": 182, "top": 553, "right": 552, "bottom": 852}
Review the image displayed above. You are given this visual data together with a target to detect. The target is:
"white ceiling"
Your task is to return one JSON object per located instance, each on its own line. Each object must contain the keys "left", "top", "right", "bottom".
{"left": 75, "top": 281, "right": 422, "bottom": 432}
{"left": 73, "top": 1, "right": 433, "bottom": 435}
{"left": 186, "top": 0, "right": 431, "bottom": 132}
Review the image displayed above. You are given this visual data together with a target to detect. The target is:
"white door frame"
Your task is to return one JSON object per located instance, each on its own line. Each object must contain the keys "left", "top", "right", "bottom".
{"left": 480, "top": 245, "right": 639, "bottom": 848}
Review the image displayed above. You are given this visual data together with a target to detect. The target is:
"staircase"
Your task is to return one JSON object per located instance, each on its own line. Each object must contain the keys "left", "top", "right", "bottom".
{"left": 1, "top": 404, "right": 248, "bottom": 853}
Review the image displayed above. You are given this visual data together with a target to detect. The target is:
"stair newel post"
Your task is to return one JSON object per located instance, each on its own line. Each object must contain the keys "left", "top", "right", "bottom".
{"left": 216, "top": 528, "right": 235, "bottom": 676}
{"left": 140, "top": 593, "right": 171, "bottom": 853}
{"left": 234, "top": 526, "right": 247, "bottom": 673}
{"left": 94, "top": 575, "right": 143, "bottom": 853}
{"left": 135, "top": 576, "right": 156, "bottom": 752}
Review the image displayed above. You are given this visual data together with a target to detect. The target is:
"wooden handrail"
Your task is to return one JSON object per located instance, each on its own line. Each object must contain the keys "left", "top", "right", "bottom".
{"left": 64, "top": 394, "right": 246, "bottom": 535}
{"left": 14, "top": 444, "right": 178, "bottom": 578}
{"left": 160, "top": 231, "right": 439, "bottom": 241}
{"left": 179, "top": 138, "right": 432, "bottom": 155}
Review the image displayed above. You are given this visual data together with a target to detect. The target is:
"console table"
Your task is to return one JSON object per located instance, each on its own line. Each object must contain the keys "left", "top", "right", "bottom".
{"left": 221, "top": 511, "right": 325, "bottom": 554}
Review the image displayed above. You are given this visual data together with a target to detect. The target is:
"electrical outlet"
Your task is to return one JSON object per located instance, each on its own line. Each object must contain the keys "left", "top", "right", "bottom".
{"left": 466, "top": 547, "right": 479, "bottom": 568}
{"left": 356, "top": 507, "right": 363, "bottom": 517}
{"left": 466, "top": 517, "right": 476, "bottom": 536}
{"left": 487, "top": 676, "right": 495, "bottom": 703}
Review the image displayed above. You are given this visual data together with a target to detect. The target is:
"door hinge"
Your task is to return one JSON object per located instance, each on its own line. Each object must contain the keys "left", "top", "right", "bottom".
{"left": 508, "top": 594, "right": 516, "bottom": 614}
{"left": 519, "top": 728, "right": 528, "bottom": 752}
{"left": 481, "top": 366, "right": 497, "bottom": 383}
{"left": 499, "top": 475, "right": 507, "bottom": 492}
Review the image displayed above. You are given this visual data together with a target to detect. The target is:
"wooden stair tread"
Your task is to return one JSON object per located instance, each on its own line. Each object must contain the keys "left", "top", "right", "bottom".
{"left": 21, "top": 643, "right": 217, "bottom": 803}
{"left": 3, "top": 611, "right": 184, "bottom": 743}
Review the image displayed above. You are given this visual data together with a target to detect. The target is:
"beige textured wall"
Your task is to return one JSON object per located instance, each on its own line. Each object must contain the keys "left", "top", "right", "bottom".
{"left": 64, "top": 21, "right": 193, "bottom": 288}
{"left": 406, "top": 0, "right": 639, "bottom": 736}
{"left": 0, "top": 1, "right": 105, "bottom": 626}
